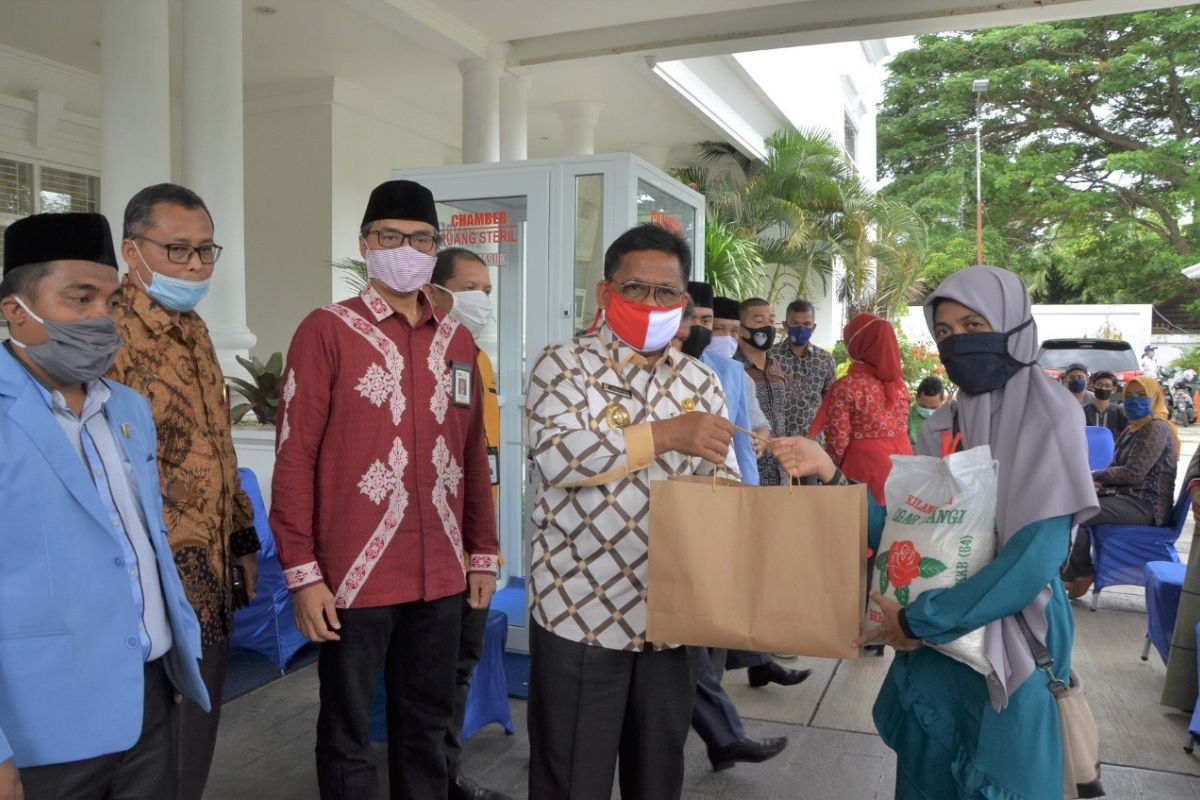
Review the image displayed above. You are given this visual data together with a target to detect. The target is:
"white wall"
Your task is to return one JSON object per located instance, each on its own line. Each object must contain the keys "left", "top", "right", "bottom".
{"left": 244, "top": 97, "right": 334, "bottom": 361}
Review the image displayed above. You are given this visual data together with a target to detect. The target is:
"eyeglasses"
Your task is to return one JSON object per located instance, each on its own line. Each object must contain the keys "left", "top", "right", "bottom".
{"left": 366, "top": 228, "right": 442, "bottom": 254}
{"left": 132, "top": 236, "right": 222, "bottom": 265}
{"left": 611, "top": 279, "right": 684, "bottom": 306}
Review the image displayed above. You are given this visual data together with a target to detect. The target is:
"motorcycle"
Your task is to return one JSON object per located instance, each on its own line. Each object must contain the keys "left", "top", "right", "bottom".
{"left": 1172, "top": 387, "right": 1196, "bottom": 427}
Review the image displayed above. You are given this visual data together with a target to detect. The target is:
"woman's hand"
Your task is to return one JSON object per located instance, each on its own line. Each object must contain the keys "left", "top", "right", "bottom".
{"left": 855, "top": 592, "right": 923, "bottom": 652}
{"left": 770, "top": 436, "right": 836, "bottom": 482}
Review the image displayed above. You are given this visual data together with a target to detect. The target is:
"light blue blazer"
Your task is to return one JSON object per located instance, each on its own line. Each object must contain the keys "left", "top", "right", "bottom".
{"left": 702, "top": 351, "right": 760, "bottom": 484}
{"left": 0, "top": 346, "right": 208, "bottom": 768}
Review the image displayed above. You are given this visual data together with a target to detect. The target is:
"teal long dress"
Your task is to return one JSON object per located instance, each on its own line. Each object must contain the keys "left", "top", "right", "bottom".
{"left": 867, "top": 501, "right": 1072, "bottom": 800}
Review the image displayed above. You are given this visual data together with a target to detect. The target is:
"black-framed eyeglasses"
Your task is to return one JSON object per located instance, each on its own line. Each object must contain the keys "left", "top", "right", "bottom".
{"left": 611, "top": 279, "right": 684, "bottom": 306}
{"left": 131, "top": 236, "right": 223, "bottom": 265}
{"left": 366, "top": 228, "right": 442, "bottom": 254}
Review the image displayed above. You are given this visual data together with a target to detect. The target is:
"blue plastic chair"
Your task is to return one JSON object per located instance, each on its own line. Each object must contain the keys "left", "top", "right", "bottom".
{"left": 1084, "top": 426, "right": 1115, "bottom": 470}
{"left": 1090, "top": 486, "right": 1190, "bottom": 610}
{"left": 1142, "top": 561, "right": 1187, "bottom": 664}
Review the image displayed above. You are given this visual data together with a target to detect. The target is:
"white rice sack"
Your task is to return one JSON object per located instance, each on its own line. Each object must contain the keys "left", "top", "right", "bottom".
{"left": 867, "top": 445, "right": 997, "bottom": 675}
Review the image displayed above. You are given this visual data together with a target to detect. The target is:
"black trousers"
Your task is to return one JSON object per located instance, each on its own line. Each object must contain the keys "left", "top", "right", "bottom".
{"left": 723, "top": 650, "right": 771, "bottom": 670}
{"left": 21, "top": 658, "right": 177, "bottom": 800}
{"left": 177, "top": 636, "right": 229, "bottom": 800}
{"left": 1062, "top": 495, "right": 1155, "bottom": 581}
{"left": 315, "top": 595, "right": 461, "bottom": 800}
{"left": 691, "top": 647, "right": 745, "bottom": 751}
{"left": 528, "top": 622, "right": 700, "bottom": 800}
{"left": 444, "top": 590, "right": 489, "bottom": 779}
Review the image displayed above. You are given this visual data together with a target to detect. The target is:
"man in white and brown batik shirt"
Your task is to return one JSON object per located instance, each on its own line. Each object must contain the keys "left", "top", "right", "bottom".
{"left": 524, "top": 223, "right": 737, "bottom": 800}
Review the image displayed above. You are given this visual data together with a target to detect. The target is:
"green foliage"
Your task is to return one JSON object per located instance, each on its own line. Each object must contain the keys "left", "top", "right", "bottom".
{"left": 878, "top": 7, "right": 1200, "bottom": 314}
{"left": 680, "top": 127, "right": 927, "bottom": 318}
{"left": 703, "top": 211, "right": 767, "bottom": 298}
{"left": 1171, "top": 346, "right": 1200, "bottom": 374}
{"left": 334, "top": 258, "right": 368, "bottom": 294}
{"left": 227, "top": 352, "right": 283, "bottom": 425}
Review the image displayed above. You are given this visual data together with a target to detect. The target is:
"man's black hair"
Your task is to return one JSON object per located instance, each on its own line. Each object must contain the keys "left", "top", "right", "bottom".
{"left": 1064, "top": 363, "right": 1089, "bottom": 377}
{"left": 0, "top": 261, "right": 52, "bottom": 301}
{"left": 1091, "top": 370, "right": 1117, "bottom": 385}
{"left": 431, "top": 247, "right": 485, "bottom": 287}
{"left": 739, "top": 297, "right": 770, "bottom": 323}
{"left": 786, "top": 299, "right": 815, "bottom": 316}
{"left": 917, "top": 376, "right": 945, "bottom": 397}
{"left": 123, "top": 183, "right": 213, "bottom": 238}
{"left": 602, "top": 223, "right": 691, "bottom": 284}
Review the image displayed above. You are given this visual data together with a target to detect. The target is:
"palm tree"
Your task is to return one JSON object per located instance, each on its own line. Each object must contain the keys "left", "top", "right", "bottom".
{"left": 688, "top": 127, "right": 926, "bottom": 319}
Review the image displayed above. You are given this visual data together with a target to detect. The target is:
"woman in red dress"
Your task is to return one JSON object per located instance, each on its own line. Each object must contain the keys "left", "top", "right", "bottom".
{"left": 809, "top": 312, "right": 913, "bottom": 502}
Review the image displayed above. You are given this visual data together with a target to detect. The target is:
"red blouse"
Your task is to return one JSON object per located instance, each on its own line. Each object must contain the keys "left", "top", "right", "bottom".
{"left": 271, "top": 286, "right": 498, "bottom": 610}
{"left": 821, "top": 368, "right": 912, "bottom": 467}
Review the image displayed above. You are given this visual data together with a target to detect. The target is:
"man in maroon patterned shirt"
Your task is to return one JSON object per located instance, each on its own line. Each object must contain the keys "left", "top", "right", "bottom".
{"left": 271, "top": 180, "right": 499, "bottom": 800}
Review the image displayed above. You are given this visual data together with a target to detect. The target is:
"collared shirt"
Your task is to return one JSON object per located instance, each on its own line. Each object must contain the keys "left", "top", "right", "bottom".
{"left": 272, "top": 286, "right": 499, "bottom": 610}
{"left": 32, "top": 376, "right": 172, "bottom": 661}
{"left": 110, "top": 275, "right": 259, "bottom": 646}
{"left": 771, "top": 341, "right": 836, "bottom": 436}
{"left": 525, "top": 325, "right": 739, "bottom": 652}
{"left": 734, "top": 348, "right": 795, "bottom": 485}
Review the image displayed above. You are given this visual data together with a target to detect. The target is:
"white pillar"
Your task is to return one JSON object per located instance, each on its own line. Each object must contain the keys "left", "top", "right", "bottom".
{"left": 182, "top": 0, "right": 256, "bottom": 373}
{"left": 459, "top": 53, "right": 503, "bottom": 164}
{"left": 499, "top": 74, "right": 530, "bottom": 162}
{"left": 557, "top": 101, "right": 603, "bottom": 156}
{"left": 100, "top": 0, "right": 171, "bottom": 247}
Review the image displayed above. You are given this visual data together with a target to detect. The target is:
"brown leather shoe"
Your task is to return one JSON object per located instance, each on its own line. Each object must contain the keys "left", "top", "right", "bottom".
{"left": 1067, "top": 576, "right": 1094, "bottom": 600}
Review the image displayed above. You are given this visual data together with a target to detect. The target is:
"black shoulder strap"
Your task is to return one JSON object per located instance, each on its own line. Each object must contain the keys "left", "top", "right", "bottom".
{"left": 1012, "top": 611, "right": 1055, "bottom": 671}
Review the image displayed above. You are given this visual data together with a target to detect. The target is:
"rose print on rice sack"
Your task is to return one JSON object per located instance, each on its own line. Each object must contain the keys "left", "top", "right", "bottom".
{"left": 877, "top": 540, "right": 946, "bottom": 606}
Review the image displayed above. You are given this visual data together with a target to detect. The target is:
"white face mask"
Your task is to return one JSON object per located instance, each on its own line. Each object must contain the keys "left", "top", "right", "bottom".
{"left": 435, "top": 284, "right": 492, "bottom": 339}
{"left": 705, "top": 335, "right": 738, "bottom": 361}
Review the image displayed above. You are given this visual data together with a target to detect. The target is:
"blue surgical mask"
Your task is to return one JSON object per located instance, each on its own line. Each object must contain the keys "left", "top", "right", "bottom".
{"left": 916, "top": 406, "right": 936, "bottom": 419}
{"left": 133, "top": 243, "right": 211, "bottom": 312}
{"left": 1124, "top": 395, "right": 1153, "bottom": 421}
{"left": 787, "top": 325, "right": 814, "bottom": 347}
{"left": 1067, "top": 378, "right": 1086, "bottom": 394}
{"left": 705, "top": 335, "right": 738, "bottom": 361}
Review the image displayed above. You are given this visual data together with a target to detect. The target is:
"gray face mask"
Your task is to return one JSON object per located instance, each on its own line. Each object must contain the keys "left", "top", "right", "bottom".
{"left": 10, "top": 296, "right": 123, "bottom": 384}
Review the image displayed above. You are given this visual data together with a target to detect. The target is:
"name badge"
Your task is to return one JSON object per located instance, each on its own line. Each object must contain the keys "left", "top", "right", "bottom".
{"left": 601, "top": 382, "right": 632, "bottom": 399}
{"left": 451, "top": 361, "right": 473, "bottom": 407}
{"left": 487, "top": 446, "right": 499, "bottom": 485}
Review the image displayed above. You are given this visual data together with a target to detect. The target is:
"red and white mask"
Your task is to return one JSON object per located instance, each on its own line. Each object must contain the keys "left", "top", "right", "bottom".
{"left": 602, "top": 285, "right": 686, "bottom": 353}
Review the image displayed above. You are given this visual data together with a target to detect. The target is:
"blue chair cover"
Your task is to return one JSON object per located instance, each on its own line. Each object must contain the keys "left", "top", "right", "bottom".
{"left": 1191, "top": 621, "right": 1200, "bottom": 741}
{"left": 1092, "top": 487, "right": 1190, "bottom": 593}
{"left": 1145, "top": 561, "right": 1187, "bottom": 665}
{"left": 230, "top": 468, "right": 310, "bottom": 671}
{"left": 369, "top": 609, "right": 514, "bottom": 744}
{"left": 1084, "top": 426, "right": 1115, "bottom": 470}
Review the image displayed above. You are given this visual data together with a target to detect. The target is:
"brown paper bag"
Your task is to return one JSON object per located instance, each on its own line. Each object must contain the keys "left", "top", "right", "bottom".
{"left": 646, "top": 475, "right": 867, "bottom": 659}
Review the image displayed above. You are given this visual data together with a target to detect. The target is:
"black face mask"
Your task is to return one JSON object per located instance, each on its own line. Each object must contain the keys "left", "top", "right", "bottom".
{"left": 1093, "top": 388, "right": 1113, "bottom": 401}
{"left": 743, "top": 325, "right": 775, "bottom": 351}
{"left": 680, "top": 325, "right": 712, "bottom": 359}
{"left": 937, "top": 318, "right": 1035, "bottom": 395}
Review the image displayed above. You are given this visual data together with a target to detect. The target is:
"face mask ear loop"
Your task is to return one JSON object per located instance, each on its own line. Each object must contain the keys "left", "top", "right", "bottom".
{"left": 1003, "top": 317, "right": 1039, "bottom": 369}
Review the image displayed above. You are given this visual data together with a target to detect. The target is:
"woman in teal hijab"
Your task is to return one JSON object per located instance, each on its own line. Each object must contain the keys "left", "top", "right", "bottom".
{"left": 774, "top": 266, "right": 1099, "bottom": 799}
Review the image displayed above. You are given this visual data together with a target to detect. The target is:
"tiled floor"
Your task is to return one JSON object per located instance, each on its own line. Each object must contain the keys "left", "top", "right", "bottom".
{"left": 204, "top": 428, "right": 1200, "bottom": 799}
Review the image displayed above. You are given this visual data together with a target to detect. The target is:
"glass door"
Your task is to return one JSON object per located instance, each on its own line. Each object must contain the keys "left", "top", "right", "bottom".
{"left": 391, "top": 167, "right": 552, "bottom": 595}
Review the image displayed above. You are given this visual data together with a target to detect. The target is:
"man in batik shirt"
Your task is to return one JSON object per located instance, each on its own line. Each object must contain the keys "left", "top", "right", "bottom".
{"left": 525, "top": 223, "right": 737, "bottom": 799}
{"left": 272, "top": 180, "right": 498, "bottom": 800}
{"left": 771, "top": 298, "right": 836, "bottom": 438}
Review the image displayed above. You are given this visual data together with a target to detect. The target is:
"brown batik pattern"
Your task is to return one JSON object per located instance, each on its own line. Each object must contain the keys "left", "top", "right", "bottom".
{"left": 524, "top": 326, "right": 738, "bottom": 652}
{"left": 109, "top": 276, "right": 259, "bottom": 646}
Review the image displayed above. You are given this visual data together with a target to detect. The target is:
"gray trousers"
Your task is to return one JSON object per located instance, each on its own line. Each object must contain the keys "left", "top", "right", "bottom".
{"left": 20, "top": 659, "right": 177, "bottom": 800}
{"left": 1062, "top": 494, "right": 1154, "bottom": 581}
{"left": 691, "top": 647, "right": 746, "bottom": 750}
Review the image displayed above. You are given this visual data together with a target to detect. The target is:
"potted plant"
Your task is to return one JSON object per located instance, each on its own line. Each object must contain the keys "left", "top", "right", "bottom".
{"left": 227, "top": 352, "right": 284, "bottom": 425}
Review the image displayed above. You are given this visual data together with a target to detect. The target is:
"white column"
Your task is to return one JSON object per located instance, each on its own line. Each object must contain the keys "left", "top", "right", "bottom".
{"left": 100, "top": 0, "right": 171, "bottom": 246}
{"left": 499, "top": 74, "right": 530, "bottom": 161}
{"left": 182, "top": 0, "right": 256, "bottom": 374}
{"left": 557, "top": 101, "right": 603, "bottom": 156}
{"left": 459, "top": 53, "right": 503, "bottom": 164}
